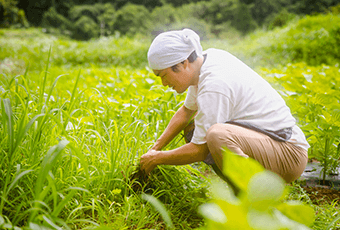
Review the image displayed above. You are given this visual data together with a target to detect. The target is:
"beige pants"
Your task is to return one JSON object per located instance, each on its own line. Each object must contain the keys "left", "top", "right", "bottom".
{"left": 206, "top": 123, "right": 308, "bottom": 183}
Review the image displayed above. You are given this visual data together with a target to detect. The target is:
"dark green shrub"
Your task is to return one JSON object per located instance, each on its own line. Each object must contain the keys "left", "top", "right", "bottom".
{"left": 114, "top": 3, "right": 151, "bottom": 36}
{"left": 73, "top": 15, "right": 98, "bottom": 40}
{"left": 0, "top": 0, "right": 28, "bottom": 28}
{"left": 69, "top": 4, "right": 100, "bottom": 23}
{"left": 69, "top": 3, "right": 116, "bottom": 37}
{"left": 42, "top": 7, "right": 74, "bottom": 33}
{"left": 232, "top": 3, "right": 257, "bottom": 34}
{"left": 266, "top": 9, "right": 297, "bottom": 30}
{"left": 151, "top": 4, "right": 178, "bottom": 27}
{"left": 251, "top": 0, "right": 282, "bottom": 26}
{"left": 329, "top": 3, "right": 340, "bottom": 14}
{"left": 97, "top": 3, "right": 116, "bottom": 36}
{"left": 273, "top": 14, "right": 340, "bottom": 65}
{"left": 193, "top": 0, "right": 238, "bottom": 25}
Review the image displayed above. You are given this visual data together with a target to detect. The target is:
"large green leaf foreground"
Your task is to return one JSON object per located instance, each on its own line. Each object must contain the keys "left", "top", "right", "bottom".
{"left": 198, "top": 149, "right": 315, "bottom": 230}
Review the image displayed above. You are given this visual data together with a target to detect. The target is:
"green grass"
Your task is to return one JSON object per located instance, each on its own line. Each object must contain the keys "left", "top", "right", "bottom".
{"left": 1, "top": 14, "right": 340, "bottom": 229}
{"left": 0, "top": 29, "right": 210, "bottom": 229}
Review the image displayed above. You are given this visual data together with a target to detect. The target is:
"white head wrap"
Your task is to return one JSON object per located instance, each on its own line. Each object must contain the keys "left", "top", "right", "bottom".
{"left": 147, "top": 28, "right": 203, "bottom": 70}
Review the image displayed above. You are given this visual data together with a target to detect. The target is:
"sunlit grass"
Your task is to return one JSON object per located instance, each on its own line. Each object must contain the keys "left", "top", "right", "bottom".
{"left": 0, "top": 35, "right": 210, "bottom": 228}
{"left": 1, "top": 25, "right": 340, "bottom": 229}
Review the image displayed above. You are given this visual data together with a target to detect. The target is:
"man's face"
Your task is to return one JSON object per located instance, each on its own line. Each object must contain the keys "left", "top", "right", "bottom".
{"left": 153, "top": 63, "right": 191, "bottom": 94}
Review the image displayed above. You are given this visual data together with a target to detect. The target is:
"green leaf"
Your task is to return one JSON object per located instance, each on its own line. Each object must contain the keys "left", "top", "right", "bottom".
{"left": 326, "top": 213, "right": 340, "bottom": 230}
{"left": 277, "top": 201, "right": 315, "bottom": 227}
{"left": 29, "top": 222, "right": 51, "bottom": 230}
{"left": 52, "top": 187, "right": 89, "bottom": 217}
{"left": 199, "top": 200, "right": 251, "bottom": 229}
{"left": 6, "top": 170, "right": 34, "bottom": 196}
{"left": 247, "top": 209, "right": 284, "bottom": 230}
{"left": 223, "top": 148, "right": 265, "bottom": 192}
{"left": 247, "top": 171, "right": 285, "bottom": 211}
{"left": 2, "top": 98, "right": 14, "bottom": 154}
{"left": 274, "top": 210, "right": 312, "bottom": 230}
{"left": 35, "top": 139, "right": 69, "bottom": 199}
{"left": 210, "top": 182, "right": 239, "bottom": 204}
{"left": 198, "top": 203, "right": 227, "bottom": 224}
{"left": 0, "top": 215, "right": 4, "bottom": 225}
{"left": 142, "top": 193, "right": 174, "bottom": 229}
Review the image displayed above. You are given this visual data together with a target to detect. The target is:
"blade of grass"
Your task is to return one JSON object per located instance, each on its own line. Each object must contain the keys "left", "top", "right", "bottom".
{"left": 52, "top": 187, "right": 89, "bottom": 218}
{"left": 142, "top": 193, "right": 174, "bottom": 229}
{"left": 5, "top": 169, "right": 34, "bottom": 197}
{"left": 45, "top": 74, "right": 66, "bottom": 108}
{"left": 35, "top": 139, "right": 70, "bottom": 198}
{"left": 326, "top": 214, "right": 340, "bottom": 230}
{"left": 39, "top": 46, "right": 52, "bottom": 112}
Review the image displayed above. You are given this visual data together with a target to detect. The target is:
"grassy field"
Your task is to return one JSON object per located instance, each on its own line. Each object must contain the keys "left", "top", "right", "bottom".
{"left": 1, "top": 13, "right": 340, "bottom": 229}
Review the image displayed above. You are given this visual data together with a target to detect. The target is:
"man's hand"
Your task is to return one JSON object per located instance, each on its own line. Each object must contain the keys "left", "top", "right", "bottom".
{"left": 140, "top": 150, "right": 161, "bottom": 175}
{"left": 139, "top": 142, "right": 209, "bottom": 175}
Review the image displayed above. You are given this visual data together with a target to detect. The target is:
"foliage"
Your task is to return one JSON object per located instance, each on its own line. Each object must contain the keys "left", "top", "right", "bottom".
{"left": 0, "top": 69, "right": 195, "bottom": 229}
{"left": 42, "top": 3, "right": 116, "bottom": 40}
{"left": 41, "top": 7, "right": 74, "bottom": 36}
{"left": 149, "top": 4, "right": 180, "bottom": 36}
{"left": 329, "top": 3, "right": 340, "bottom": 14}
{"left": 73, "top": 15, "right": 98, "bottom": 40}
{"left": 69, "top": 4, "right": 101, "bottom": 22}
{"left": 198, "top": 149, "right": 315, "bottom": 229}
{"left": 3, "top": 0, "right": 338, "bottom": 37}
{"left": 232, "top": 2, "right": 257, "bottom": 34}
{"left": 262, "top": 63, "right": 340, "bottom": 182}
{"left": 1, "top": 21, "right": 340, "bottom": 228}
{"left": 0, "top": 28, "right": 209, "bottom": 228}
{"left": 276, "top": 14, "right": 340, "bottom": 66}
{"left": 250, "top": 0, "right": 284, "bottom": 26}
{"left": 0, "top": 29, "right": 150, "bottom": 70}
{"left": 221, "top": 13, "right": 340, "bottom": 69}
{"left": 113, "top": 3, "right": 151, "bottom": 36}
{"left": 142, "top": 194, "right": 174, "bottom": 229}
{"left": 266, "top": 8, "right": 297, "bottom": 30}
{"left": 0, "top": 0, "right": 28, "bottom": 28}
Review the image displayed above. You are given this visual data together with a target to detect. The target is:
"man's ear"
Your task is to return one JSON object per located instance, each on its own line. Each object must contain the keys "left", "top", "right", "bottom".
{"left": 182, "top": 59, "right": 189, "bottom": 70}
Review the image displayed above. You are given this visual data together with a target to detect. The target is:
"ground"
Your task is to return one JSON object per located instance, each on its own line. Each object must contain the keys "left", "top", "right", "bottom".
{"left": 303, "top": 186, "right": 340, "bottom": 206}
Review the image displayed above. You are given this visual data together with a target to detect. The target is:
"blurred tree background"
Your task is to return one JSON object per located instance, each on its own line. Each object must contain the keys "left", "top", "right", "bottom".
{"left": 0, "top": 0, "right": 339, "bottom": 40}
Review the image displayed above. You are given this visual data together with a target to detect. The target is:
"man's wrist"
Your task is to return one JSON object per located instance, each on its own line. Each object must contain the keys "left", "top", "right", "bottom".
{"left": 154, "top": 150, "right": 165, "bottom": 165}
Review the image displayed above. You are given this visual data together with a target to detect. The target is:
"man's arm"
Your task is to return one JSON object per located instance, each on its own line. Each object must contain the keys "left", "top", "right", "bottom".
{"left": 151, "top": 105, "right": 196, "bottom": 151}
{"left": 140, "top": 142, "right": 209, "bottom": 174}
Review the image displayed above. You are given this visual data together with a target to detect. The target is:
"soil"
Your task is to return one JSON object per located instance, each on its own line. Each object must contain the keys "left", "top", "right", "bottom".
{"left": 299, "top": 161, "right": 340, "bottom": 206}
{"left": 302, "top": 186, "right": 340, "bottom": 206}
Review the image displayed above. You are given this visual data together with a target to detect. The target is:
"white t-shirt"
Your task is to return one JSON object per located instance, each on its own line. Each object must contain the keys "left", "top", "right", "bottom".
{"left": 184, "top": 48, "right": 310, "bottom": 150}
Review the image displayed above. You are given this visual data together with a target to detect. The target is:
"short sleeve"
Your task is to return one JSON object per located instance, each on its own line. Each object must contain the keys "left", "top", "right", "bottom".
{"left": 184, "top": 86, "right": 198, "bottom": 111}
{"left": 191, "top": 92, "right": 233, "bottom": 144}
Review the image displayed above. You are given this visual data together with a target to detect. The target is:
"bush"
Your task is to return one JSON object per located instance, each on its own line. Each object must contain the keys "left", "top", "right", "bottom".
{"left": 69, "top": 3, "right": 116, "bottom": 37}
{"left": 232, "top": 3, "right": 257, "bottom": 34}
{"left": 149, "top": 4, "right": 179, "bottom": 36}
{"left": 42, "top": 3, "right": 116, "bottom": 40}
{"left": 73, "top": 15, "right": 99, "bottom": 40}
{"left": 42, "top": 7, "right": 74, "bottom": 34}
{"left": 273, "top": 14, "right": 340, "bottom": 65}
{"left": 0, "top": 0, "right": 28, "bottom": 28}
{"left": 69, "top": 4, "right": 100, "bottom": 23}
{"left": 210, "top": 21, "right": 242, "bottom": 41}
{"left": 184, "top": 0, "right": 238, "bottom": 25}
{"left": 266, "top": 9, "right": 297, "bottom": 30}
{"left": 97, "top": 3, "right": 116, "bottom": 36}
{"left": 329, "top": 3, "right": 340, "bottom": 14}
{"left": 114, "top": 3, "right": 151, "bottom": 36}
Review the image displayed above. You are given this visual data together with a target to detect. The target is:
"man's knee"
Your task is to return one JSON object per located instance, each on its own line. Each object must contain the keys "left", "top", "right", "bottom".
{"left": 206, "top": 123, "right": 226, "bottom": 146}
